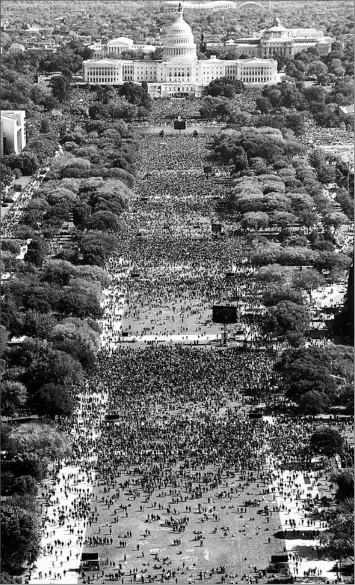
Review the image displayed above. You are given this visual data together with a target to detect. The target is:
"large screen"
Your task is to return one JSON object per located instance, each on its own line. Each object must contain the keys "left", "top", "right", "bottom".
{"left": 212, "top": 305, "right": 237, "bottom": 324}
{"left": 174, "top": 120, "right": 186, "bottom": 130}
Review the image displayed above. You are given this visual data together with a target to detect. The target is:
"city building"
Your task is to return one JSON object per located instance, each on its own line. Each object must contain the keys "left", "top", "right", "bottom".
{"left": 0, "top": 19, "right": 10, "bottom": 30}
{"left": 163, "top": 1, "right": 237, "bottom": 13}
{"left": 36, "top": 71, "right": 63, "bottom": 92}
{"left": 82, "top": 8, "right": 278, "bottom": 97}
{"left": 8, "top": 42, "right": 26, "bottom": 54}
{"left": 210, "top": 16, "right": 333, "bottom": 57}
{"left": 0, "top": 110, "right": 26, "bottom": 156}
{"left": 338, "top": 104, "right": 354, "bottom": 119}
{"left": 26, "top": 40, "right": 59, "bottom": 52}
{"left": 92, "top": 37, "right": 156, "bottom": 57}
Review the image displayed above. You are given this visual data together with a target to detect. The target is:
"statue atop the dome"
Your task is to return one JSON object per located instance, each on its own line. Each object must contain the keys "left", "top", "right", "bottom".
{"left": 178, "top": 2, "right": 183, "bottom": 13}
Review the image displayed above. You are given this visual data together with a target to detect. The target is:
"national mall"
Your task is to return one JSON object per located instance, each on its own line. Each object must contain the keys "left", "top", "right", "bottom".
{"left": 82, "top": 8, "right": 279, "bottom": 97}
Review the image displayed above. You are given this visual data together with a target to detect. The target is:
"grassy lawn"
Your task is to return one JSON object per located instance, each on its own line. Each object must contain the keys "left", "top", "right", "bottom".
{"left": 80, "top": 462, "right": 285, "bottom": 584}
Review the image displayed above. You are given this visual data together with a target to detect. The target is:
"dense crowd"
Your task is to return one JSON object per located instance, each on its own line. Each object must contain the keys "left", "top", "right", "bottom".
{"left": 37, "top": 345, "right": 340, "bottom": 585}
{"left": 100, "top": 135, "right": 268, "bottom": 342}
{"left": 131, "top": 89, "right": 260, "bottom": 127}
{"left": 26, "top": 116, "right": 352, "bottom": 585}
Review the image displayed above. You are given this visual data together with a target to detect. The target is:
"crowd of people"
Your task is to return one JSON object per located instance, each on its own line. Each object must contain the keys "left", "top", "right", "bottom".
{"left": 131, "top": 89, "right": 260, "bottom": 128}
{"left": 28, "top": 347, "right": 340, "bottom": 584}
{"left": 100, "top": 135, "right": 269, "bottom": 343}
{"left": 26, "top": 110, "right": 352, "bottom": 585}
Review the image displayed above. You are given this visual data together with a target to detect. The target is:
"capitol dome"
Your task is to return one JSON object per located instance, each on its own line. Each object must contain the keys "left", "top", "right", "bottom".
{"left": 163, "top": 11, "right": 197, "bottom": 61}
{"left": 262, "top": 16, "right": 287, "bottom": 39}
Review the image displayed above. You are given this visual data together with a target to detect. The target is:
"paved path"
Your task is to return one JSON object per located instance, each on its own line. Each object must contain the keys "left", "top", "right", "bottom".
{"left": 270, "top": 470, "right": 336, "bottom": 581}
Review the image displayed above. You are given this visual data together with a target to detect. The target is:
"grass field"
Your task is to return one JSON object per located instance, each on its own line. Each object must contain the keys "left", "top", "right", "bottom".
{"left": 80, "top": 465, "right": 286, "bottom": 584}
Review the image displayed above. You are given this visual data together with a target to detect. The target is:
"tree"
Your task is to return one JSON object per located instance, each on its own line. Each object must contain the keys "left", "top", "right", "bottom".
{"left": 290, "top": 192, "right": 314, "bottom": 214}
{"left": 262, "top": 286, "right": 304, "bottom": 307}
{"left": 73, "top": 202, "right": 91, "bottom": 229}
{"left": 284, "top": 59, "right": 307, "bottom": 81}
{"left": 314, "top": 251, "right": 351, "bottom": 276}
{"left": 255, "top": 263, "right": 288, "bottom": 284}
{"left": 2, "top": 473, "right": 38, "bottom": 497}
{"left": 50, "top": 75, "right": 71, "bottom": 102}
{"left": 320, "top": 504, "right": 354, "bottom": 561}
{"left": 7, "top": 423, "right": 71, "bottom": 460}
{"left": 118, "top": 81, "right": 152, "bottom": 109}
{"left": 275, "top": 347, "right": 337, "bottom": 405}
{"left": 0, "top": 572, "right": 22, "bottom": 584}
{"left": 333, "top": 265, "right": 354, "bottom": 344}
{"left": 89, "top": 102, "right": 108, "bottom": 120}
{"left": 40, "top": 118, "right": 51, "bottom": 133}
{"left": 24, "top": 347, "right": 83, "bottom": 393}
{"left": 255, "top": 97, "right": 272, "bottom": 113}
{"left": 308, "top": 60, "right": 328, "bottom": 80}
{"left": 24, "top": 239, "right": 48, "bottom": 267}
{"left": 0, "top": 163, "right": 13, "bottom": 188}
{"left": 58, "top": 287, "right": 103, "bottom": 319}
{"left": 277, "top": 246, "right": 317, "bottom": 267}
{"left": 310, "top": 427, "right": 344, "bottom": 458}
{"left": 241, "top": 211, "right": 269, "bottom": 233}
{"left": 263, "top": 193, "right": 290, "bottom": 212}
{"left": 297, "top": 209, "right": 319, "bottom": 230}
{"left": 16, "top": 152, "right": 39, "bottom": 175}
{"left": 264, "top": 88, "right": 283, "bottom": 108}
{"left": 269, "top": 211, "right": 298, "bottom": 230}
{"left": 5, "top": 455, "right": 48, "bottom": 487}
{"left": 0, "top": 297, "right": 25, "bottom": 337}
{"left": 251, "top": 242, "right": 284, "bottom": 265}
{"left": 298, "top": 390, "right": 330, "bottom": 415}
{"left": 41, "top": 259, "right": 77, "bottom": 286}
{"left": 335, "top": 189, "right": 354, "bottom": 220}
{"left": 79, "top": 231, "right": 118, "bottom": 267}
{"left": 250, "top": 157, "right": 268, "bottom": 175}
{"left": 285, "top": 112, "right": 305, "bottom": 136}
{"left": 14, "top": 225, "right": 36, "bottom": 240}
{"left": 263, "top": 300, "right": 309, "bottom": 338}
{"left": 292, "top": 268, "right": 326, "bottom": 301}
{"left": 0, "top": 325, "right": 9, "bottom": 356}
{"left": 323, "top": 211, "right": 349, "bottom": 231}
{"left": 105, "top": 99, "right": 138, "bottom": 122}
{"left": 22, "top": 310, "right": 57, "bottom": 339}
{"left": 1, "top": 381, "right": 28, "bottom": 417}
{"left": 329, "top": 58, "right": 345, "bottom": 78}
{"left": 233, "top": 146, "right": 249, "bottom": 173}
{"left": 49, "top": 317, "right": 100, "bottom": 368}
{"left": 85, "top": 210, "right": 120, "bottom": 232}
{"left": 205, "top": 77, "right": 244, "bottom": 98}
{"left": 74, "top": 264, "right": 110, "bottom": 288}
{"left": 42, "top": 95, "right": 60, "bottom": 111}
{"left": 333, "top": 470, "right": 354, "bottom": 502}
{"left": 31, "top": 384, "right": 75, "bottom": 419}
{"left": 304, "top": 85, "right": 326, "bottom": 103}
{"left": 26, "top": 136, "right": 58, "bottom": 163}
{"left": 96, "top": 85, "right": 117, "bottom": 104}
{"left": 1, "top": 503, "right": 41, "bottom": 573}
{"left": 22, "top": 284, "right": 59, "bottom": 314}
{"left": 1, "top": 239, "right": 21, "bottom": 255}
{"left": 199, "top": 96, "right": 235, "bottom": 121}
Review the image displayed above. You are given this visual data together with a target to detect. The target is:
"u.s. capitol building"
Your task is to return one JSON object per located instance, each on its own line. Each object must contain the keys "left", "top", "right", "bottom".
{"left": 82, "top": 8, "right": 278, "bottom": 97}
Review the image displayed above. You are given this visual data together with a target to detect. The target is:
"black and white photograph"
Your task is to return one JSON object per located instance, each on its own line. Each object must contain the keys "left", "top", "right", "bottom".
{"left": 0, "top": 1, "right": 354, "bottom": 584}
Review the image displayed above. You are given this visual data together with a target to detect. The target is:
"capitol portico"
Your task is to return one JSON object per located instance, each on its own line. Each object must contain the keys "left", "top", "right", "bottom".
{"left": 82, "top": 8, "right": 278, "bottom": 97}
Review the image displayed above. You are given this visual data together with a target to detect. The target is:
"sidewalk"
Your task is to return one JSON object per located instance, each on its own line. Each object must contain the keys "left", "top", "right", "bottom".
{"left": 270, "top": 470, "right": 336, "bottom": 581}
